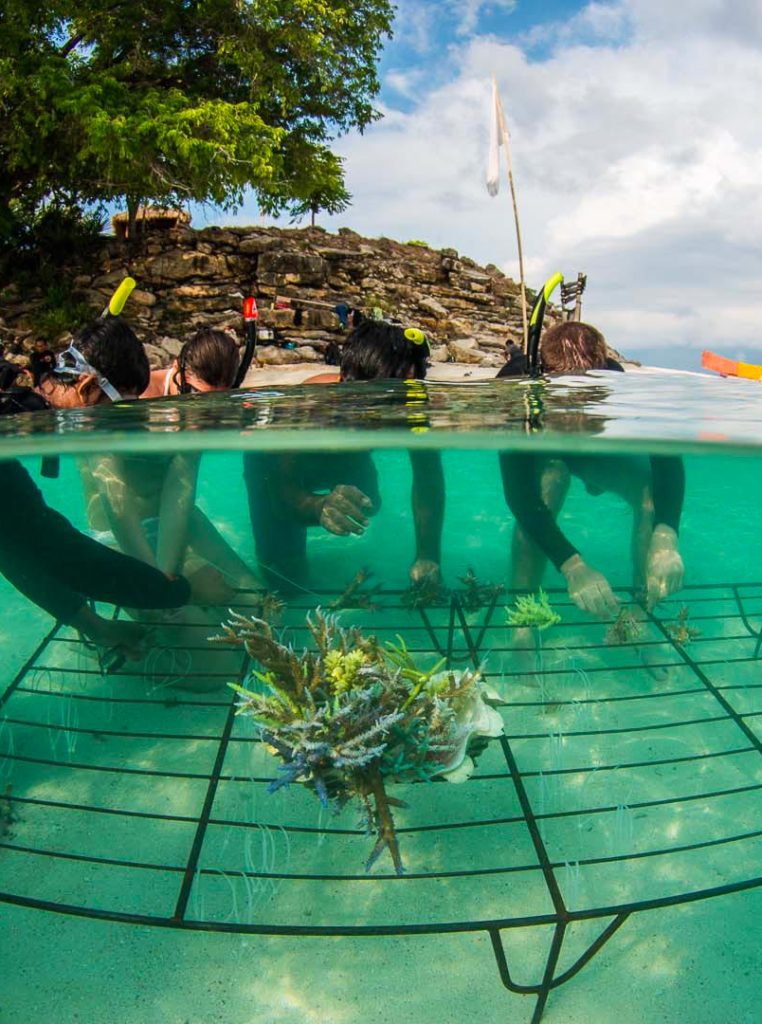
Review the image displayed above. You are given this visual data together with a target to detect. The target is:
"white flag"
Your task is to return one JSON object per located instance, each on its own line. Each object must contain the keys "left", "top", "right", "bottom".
{"left": 486, "top": 77, "right": 502, "bottom": 197}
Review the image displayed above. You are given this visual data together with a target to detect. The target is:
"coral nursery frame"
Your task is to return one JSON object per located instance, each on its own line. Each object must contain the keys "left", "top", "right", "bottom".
{"left": 2, "top": 581, "right": 762, "bottom": 1023}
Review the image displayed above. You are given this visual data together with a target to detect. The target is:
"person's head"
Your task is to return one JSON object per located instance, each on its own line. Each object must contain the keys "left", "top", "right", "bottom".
{"left": 172, "top": 328, "right": 240, "bottom": 394}
{"left": 34, "top": 339, "right": 48, "bottom": 353}
{"left": 340, "top": 320, "right": 429, "bottom": 382}
{"left": 36, "top": 316, "right": 149, "bottom": 408}
{"left": 539, "top": 322, "right": 608, "bottom": 374}
{"left": 496, "top": 343, "right": 528, "bottom": 378}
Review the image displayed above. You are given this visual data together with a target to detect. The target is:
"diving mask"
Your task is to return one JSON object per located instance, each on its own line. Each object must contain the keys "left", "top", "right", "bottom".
{"left": 53, "top": 344, "right": 122, "bottom": 402}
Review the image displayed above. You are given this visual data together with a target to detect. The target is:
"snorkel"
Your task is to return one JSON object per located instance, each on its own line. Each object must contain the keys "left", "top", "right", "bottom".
{"left": 233, "top": 297, "right": 258, "bottom": 388}
{"left": 527, "top": 271, "right": 564, "bottom": 376}
{"left": 404, "top": 327, "right": 431, "bottom": 380}
{"left": 101, "top": 276, "right": 136, "bottom": 318}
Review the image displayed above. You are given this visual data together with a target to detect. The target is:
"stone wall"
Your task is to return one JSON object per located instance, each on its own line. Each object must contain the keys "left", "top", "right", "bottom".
{"left": 0, "top": 224, "right": 541, "bottom": 371}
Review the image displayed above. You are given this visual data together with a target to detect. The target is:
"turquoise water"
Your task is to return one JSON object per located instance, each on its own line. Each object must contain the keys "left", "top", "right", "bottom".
{"left": 2, "top": 371, "right": 762, "bottom": 1023}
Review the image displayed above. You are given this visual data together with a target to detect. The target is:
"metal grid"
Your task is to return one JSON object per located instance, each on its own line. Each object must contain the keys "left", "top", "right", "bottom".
{"left": 2, "top": 582, "right": 762, "bottom": 1023}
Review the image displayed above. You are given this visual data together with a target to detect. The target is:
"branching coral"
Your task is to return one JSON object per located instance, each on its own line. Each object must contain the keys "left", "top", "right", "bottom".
{"left": 213, "top": 610, "right": 503, "bottom": 874}
{"left": 666, "top": 605, "right": 700, "bottom": 645}
{"left": 457, "top": 569, "right": 505, "bottom": 611}
{"left": 606, "top": 608, "right": 643, "bottom": 645}
{"left": 506, "top": 590, "right": 561, "bottom": 631}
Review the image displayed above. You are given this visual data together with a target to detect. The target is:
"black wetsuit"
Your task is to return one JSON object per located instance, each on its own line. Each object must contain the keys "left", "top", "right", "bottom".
{"left": 0, "top": 390, "right": 191, "bottom": 624}
{"left": 499, "top": 453, "right": 685, "bottom": 569}
{"left": 243, "top": 451, "right": 382, "bottom": 591}
{"left": 244, "top": 449, "right": 444, "bottom": 592}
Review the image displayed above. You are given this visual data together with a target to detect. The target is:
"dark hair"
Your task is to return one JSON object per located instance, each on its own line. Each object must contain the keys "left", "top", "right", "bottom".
{"left": 179, "top": 329, "right": 239, "bottom": 389}
{"left": 540, "top": 322, "right": 608, "bottom": 373}
{"left": 74, "top": 317, "right": 150, "bottom": 395}
{"left": 340, "top": 320, "right": 429, "bottom": 382}
{"left": 496, "top": 343, "right": 528, "bottom": 378}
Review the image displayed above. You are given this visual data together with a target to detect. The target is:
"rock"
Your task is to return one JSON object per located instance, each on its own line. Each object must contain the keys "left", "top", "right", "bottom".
{"left": 143, "top": 342, "right": 168, "bottom": 368}
{"left": 157, "top": 336, "right": 183, "bottom": 358}
{"left": 195, "top": 227, "right": 238, "bottom": 249}
{"left": 239, "top": 233, "right": 277, "bottom": 255}
{"left": 447, "top": 339, "right": 484, "bottom": 364}
{"left": 148, "top": 250, "right": 229, "bottom": 282}
{"left": 418, "top": 296, "right": 449, "bottom": 319}
{"left": 130, "top": 289, "right": 157, "bottom": 307}
{"left": 256, "top": 345, "right": 313, "bottom": 365}
{"left": 430, "top": 345, "right": 449, "bottom": 363}
{"left": 491, "top": 277, "right": 521, "bottom": 299}
{"left": 258, "top": 251, "right": 326, "bottom": 286}
{"left": 473, "top": 333, "right": 513, "bottom": 351}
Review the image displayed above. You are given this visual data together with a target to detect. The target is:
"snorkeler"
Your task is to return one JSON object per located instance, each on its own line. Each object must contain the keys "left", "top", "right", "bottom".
{"left": 141, "top": 328, "right": 240, "bottom": 397}
{"left": 499, "top": 321, "right": 685, "bottom": 617}
{"left": 243, "top": 319, "right": 444, "bottom": 593}
{"left": 0, "top": 318, "right": 232, "bottom": 662}
{"left": 83, "top": 326, "right": 259, "bottom": 591}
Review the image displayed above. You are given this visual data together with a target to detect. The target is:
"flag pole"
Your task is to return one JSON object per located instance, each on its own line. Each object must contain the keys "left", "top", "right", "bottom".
{"left": 492, "top": 76, "right": 528, "bottom": 352}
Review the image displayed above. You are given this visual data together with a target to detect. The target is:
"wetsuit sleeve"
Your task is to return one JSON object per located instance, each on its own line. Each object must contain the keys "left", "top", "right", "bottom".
{"left": 0, "top": 460, "right": 190, "bottom": 623}
{"left": 408, "top": 450, "right": 444, "bottom": 564}
{"left": 499, "top": 451, "right": 578, "bottom": 570}
{"left": 650, "top": 456, "right": 685, "bottom": 533}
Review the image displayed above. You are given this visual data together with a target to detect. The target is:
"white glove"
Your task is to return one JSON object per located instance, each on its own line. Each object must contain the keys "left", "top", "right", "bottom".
{"left": 646, "top": 525, "right": 684, "bottom": 610}
{"left": 561, "top": 554, "right": 619, "bottom": 618}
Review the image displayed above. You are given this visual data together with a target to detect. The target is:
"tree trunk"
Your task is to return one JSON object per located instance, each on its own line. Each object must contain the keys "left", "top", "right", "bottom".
{"left": 126, "top": 196, "right": 140, "bottom": 241}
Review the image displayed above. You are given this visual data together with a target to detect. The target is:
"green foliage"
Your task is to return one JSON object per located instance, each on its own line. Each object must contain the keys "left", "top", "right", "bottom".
{"left": 30, "top": 280, "right": 96, "bottom": 341}
{"left": 0, "top": 196, "right": 105, "bottom": 275}
{"left": 506, "top": 590, "right": 561, "bottom": 631}
{"left": 0, "top": 1, "right": 394, "bottom": 236}
{"left": 406, "top": 239, "right": 430, "bottom": 248}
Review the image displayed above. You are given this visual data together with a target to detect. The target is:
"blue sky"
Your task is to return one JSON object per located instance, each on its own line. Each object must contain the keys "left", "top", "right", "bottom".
{"left": 201, "top": 1, "right": 762, "bottom": 368}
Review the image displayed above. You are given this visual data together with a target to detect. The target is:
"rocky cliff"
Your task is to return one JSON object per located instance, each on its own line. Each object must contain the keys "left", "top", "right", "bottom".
{"left": 0, "top": 224, "right": 540, "bottom": 370}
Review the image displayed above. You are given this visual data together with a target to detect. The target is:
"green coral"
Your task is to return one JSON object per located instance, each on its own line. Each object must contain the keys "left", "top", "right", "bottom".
{"left": 324, "top": 648, "right": 369, "bottom": 694}
{"left": 506, "top": 590, "right": 561, "bottom": 631}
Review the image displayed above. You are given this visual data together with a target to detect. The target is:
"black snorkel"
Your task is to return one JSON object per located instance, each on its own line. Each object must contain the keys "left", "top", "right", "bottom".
{"left": 233, "top": 297, "right": 258, "bottom": 388}
{"left": 527, "top": 271, "right": 564, "bottom": 376}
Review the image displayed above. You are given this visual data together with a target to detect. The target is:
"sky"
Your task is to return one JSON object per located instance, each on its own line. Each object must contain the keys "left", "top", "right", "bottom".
{"left": 203, "top": 0, "right": 762, "bottom": 369}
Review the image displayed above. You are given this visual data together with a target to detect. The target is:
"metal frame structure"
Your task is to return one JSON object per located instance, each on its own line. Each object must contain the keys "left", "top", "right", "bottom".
{"left": 2, "top": 582, "right": 762, "bottom": 1023}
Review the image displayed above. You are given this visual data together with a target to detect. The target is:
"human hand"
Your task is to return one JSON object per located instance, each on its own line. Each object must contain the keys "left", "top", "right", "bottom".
{"left": 561, "top": 554, "right": 620, "bottom": 618}
{"left": 645, "top": 525, "right": 684, "bottom": 610}
{"left": 186, "top": 564, "right": 236, "bottom": 606}
{"left": 409, "top": 559, "right": 441, "bottom": 586}
{"left": 318, "top": 485, "right": 373, "bottom": 536}
{"left": 74, "top": 608, "right": 152, "bottom": 662}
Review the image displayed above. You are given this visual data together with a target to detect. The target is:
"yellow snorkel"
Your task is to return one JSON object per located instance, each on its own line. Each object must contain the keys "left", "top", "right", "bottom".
{"left": 101, "top": 277, "right": 137, "bottom": 318}
{"left": 527, "top": 271, "right": 563, "bottom": 376}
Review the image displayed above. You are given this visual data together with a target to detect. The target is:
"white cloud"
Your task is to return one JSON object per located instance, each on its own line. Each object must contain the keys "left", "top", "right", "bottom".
{"left": 449, "top": 0, "right": 518, "bottom": 37}
{"left": 314, "top": 0, "right": 762, "bottom": 356}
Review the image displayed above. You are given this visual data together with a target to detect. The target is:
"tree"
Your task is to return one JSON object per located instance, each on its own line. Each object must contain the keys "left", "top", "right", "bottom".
{"left": 279, "top": 150, "right": 352, "bottom": 226}
{"left": 0, "top": 0, "right": 394, "bottom": 239}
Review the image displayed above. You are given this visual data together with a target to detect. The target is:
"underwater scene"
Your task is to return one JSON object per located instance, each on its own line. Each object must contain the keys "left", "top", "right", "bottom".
{"left": 2, "top": 374, "right": 762, "bottom": 1023}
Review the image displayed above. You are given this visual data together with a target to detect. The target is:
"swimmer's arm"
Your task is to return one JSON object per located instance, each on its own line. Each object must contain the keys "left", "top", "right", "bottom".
{"left": 156, "top": 453, "right": 200, "bottom": 575}
{"left": 86, "top": 454, "right": 157, "bottom": 567}
{"left": 409, "top": 450, "right": 444, "bottom": 565}
{"left": 499, "top": 452, "right": 578, "bottom": 569}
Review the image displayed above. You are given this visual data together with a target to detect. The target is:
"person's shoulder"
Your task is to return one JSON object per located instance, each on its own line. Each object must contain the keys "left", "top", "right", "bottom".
{"left": 141, "top": 367, "right": 170, "bottom": 398}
